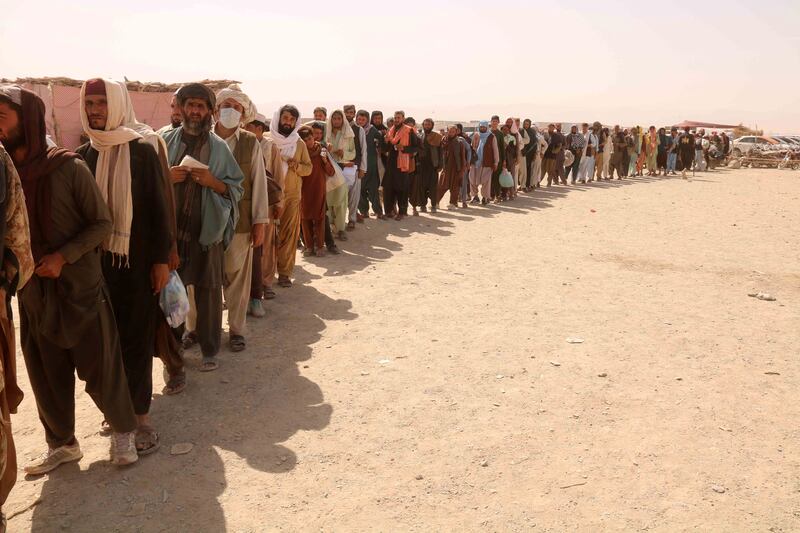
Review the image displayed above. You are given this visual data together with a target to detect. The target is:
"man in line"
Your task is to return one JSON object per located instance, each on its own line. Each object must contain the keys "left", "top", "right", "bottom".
{"left": 1, "top": 85, "right": 139, "bottom": 471}
{"left": 577, "top": 122, "right": 598, "bottom": 184}
{"left": 161, "top": 83, "right": 244, "bottom": 372}
{"left": 593, "top": 123, "right": 607, "bottom": 181}
{"left": 213, "top": 85, "right": 269, "bottom": 351}
{"left": 489, "top": 116, "right": 504, "bottom": 201}
{"left": 271, "top": 105, "right": 311, "bottom": 287}
{"left": 0, "top": 140, "right": 34, "bottom": 517}
{"left": 77, "top": 78, "right": 172, "bottom": 455}
{"left": 414, "top": 118, "right": 442, "bottom": 214}
{"left": 157, "top": 93, "right": 183, "bottom": 135}
{"left": 454, "top": 124, "right": 473, "bottom": 208}
{"left": 356, "top": 110, "right": 384, "bottom": 220}
{"left": 565, "top": 125, "right": 585, "bottom": 184}
{"left": 441, "top": 125, "right": 465, "bottom": 210}
{"left": 531, "top": 125, "right": 548, "bottom": 188}
{"left": 469, "top": 121, "right": 497, "bottom": 205}
{"left": 343, "top": 105, "right": 366, "bottom": 230}
{"left": 609, "top": 125, "right": 627, "bottom": 179}
{"left": 244, "top": 112, "right": 276, "bottom": 310}
{"left": 325, "top": 109, "right": 355, "bottom": 239}
{"left": 310, "top": 122, "right": 341, "bottom": 255}
{"left": 247, "top": 113, "right": 281, "bottom": 302}
{"left": 383, "top": 111, "right": 416, "bottom": 220}
{"left": 299, "top": 126, "right": 334, "bottom": 256}
{"left": 313, "top": 107, "right": 327, "bottom": 123}
{"left": 521, "top": 119, "right": 538, "bottom": 191}
{"left": 677, "top": 126, "right": 695, "bottom": 179}
{"left": 666, "top": 127, "right": 679, "bottom": 175}
{"left": 542, "top": 124, "right": 564, "bottom": 187}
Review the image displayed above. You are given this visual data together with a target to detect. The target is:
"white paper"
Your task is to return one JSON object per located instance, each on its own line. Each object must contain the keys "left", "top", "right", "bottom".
{"left": 179, "top": 155, "right": 209, "bottom": 170}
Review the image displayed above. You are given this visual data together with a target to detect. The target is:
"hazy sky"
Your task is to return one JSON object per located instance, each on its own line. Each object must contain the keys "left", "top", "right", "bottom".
{"left": 3, "top": 0, "right": 799, "bottom": 133}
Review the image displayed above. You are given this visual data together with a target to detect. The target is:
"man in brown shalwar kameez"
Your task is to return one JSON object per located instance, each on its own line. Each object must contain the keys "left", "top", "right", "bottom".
{"left": 0, "top": 85, "right": 140, "bottom": 474}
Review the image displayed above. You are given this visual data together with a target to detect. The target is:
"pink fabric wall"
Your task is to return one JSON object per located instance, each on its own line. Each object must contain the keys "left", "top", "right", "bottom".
{"left": 24, "top": 83, "right": 174, "bottom": 149}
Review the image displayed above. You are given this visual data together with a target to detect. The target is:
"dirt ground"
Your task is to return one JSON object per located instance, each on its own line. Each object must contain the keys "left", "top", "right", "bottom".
{"left": 4, "top": 167, "right": 799, "bottom": 532}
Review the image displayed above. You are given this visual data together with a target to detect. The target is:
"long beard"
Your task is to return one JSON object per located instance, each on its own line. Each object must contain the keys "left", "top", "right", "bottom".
{"left": 183, "top": 114, "right": 211, "bottom": 136}
{"left": 278, "top": 123, "right": 293, "bottom": 136}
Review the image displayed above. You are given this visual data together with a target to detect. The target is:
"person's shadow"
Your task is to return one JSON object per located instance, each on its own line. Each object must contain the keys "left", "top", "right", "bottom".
{"left": 25, "top": 280, "right": 353, "bottom": 531}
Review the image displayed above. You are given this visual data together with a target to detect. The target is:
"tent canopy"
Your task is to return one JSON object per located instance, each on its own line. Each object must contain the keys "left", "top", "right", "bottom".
{"left": 673, "top": 120, "right": 740, "bottom": 129}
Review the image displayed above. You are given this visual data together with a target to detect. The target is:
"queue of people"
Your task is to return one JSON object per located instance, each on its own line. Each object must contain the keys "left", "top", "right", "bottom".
{"left": 0, "top": 79, "right": 731, "bottom": 527}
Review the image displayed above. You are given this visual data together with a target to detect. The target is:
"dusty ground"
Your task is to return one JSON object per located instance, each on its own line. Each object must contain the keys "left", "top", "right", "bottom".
{"left": 4, "top": 167, "right": 800, "bottom": 532}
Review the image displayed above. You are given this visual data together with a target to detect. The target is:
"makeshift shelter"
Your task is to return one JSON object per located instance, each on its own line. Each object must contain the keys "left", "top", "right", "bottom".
{"left": 1, "top": 77, "right": 239, "bottom": 149}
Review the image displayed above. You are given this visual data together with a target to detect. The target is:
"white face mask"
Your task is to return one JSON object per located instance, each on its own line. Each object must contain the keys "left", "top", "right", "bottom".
{"left": 218, "top": 107, "right": 242, "bottom": 129}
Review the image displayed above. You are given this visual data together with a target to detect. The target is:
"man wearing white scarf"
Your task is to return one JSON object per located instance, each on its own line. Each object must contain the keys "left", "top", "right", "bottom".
{"left": 264, "top": 105, "right": 311, "bottom": 288}
{"left": 212, "top": 85, "right": 269, "bottom": 350}
{"left": 77, "top": 78, "right": 172, "bottom": 456}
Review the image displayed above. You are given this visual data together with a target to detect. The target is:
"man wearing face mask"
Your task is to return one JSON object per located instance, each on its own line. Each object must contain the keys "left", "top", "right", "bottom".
{"left": 161, "top": 83, "right": 244, "bottom": 372}
{"left": 268, "top": 105, "right": 311, "bottom": 288}
{"left": 343, "top": 105, "right": 366, "bottom": 230}
{"left": 212, "top": 85, "right": 269, "bottom": 352}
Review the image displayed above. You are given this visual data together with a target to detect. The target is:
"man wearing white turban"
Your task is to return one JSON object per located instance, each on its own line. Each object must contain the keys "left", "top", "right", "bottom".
{"left": 264, "top": 105, "right": 311, "bottom": 289}
{"left": 213, "top": 85, "right": 269, "bottom": 351}
{"left": 76, "top": 78, "right": 172, "bottom": 458}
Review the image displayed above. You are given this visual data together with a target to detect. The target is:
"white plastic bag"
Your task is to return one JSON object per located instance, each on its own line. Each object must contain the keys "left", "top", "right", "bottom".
{"left": 159, "top": 271, "right": 190, "bottom": 328}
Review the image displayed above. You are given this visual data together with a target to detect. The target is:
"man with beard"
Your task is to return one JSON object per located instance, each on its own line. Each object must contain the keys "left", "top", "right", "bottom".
{"left": 383, "top": 111, "right": 416, "bottom": 220}
{"left": 469, "top": 121, "right": 497, "bottom": 205}
{"left": 455, "top": 124, "right": 473, "bottom": 208}
{"left": 0, "top": 141, "right": 34, "bottom": 520}
{"left": 521, "top": 119, "right": 538, "bottom": 191}
{"left": 356, "top": 110, "right": 384, "bottom": 220}
{"left": 343, "top": 105, "right": 366, "bottom": 230}
{"left": 76, "top": 79, "right": 171, "bottom": 455}
{"left": 212, "top": 85, "right": 269, "bottom": 352}
{"left": 157, "top": 93, "right": 183, "bottom": 135}
{"left": 270, "top": 105, "right": 311, "bottom": 287}
{"left": 370, "top": 111, "right": 388, "bottom": 187}
{"left": 413, "top": 118, "right": 442, "bottom": 214}
{"left": 441, "top": 125, "right": 465, "bottom": 210}
{"left": 609, "top": 125, "right": 627, "bottom": 179}
{"left": 577, "top": 122, "right": 598, "bottom": 184}
{"left": 161, "top": 83, "right": 244, "bottom": 372}
{"left": 677, "top": 126, "right": 695, "bottom": 180}
{"left": 489, "top": 115, "right": 504, "bottom": 201}
{"left": 542, "top": 124, "right": 565, "bottom": 187}
{"left": 0, "top": 85, "right": 139, "bottom": 471}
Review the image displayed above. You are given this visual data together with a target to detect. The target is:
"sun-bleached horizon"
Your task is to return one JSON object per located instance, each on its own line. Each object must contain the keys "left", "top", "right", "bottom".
{"left": 3, "top": 0, "right": 799, "bottom": 134}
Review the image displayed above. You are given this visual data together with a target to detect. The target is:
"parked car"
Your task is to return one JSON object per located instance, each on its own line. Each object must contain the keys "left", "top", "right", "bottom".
{"left": 731, "top": 136, "right": 780, "bottom": 157}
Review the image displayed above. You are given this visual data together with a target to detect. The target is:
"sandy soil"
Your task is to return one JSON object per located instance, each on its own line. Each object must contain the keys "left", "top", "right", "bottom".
{"left": 4, "top": 167, "right": 800, "bottom": 532}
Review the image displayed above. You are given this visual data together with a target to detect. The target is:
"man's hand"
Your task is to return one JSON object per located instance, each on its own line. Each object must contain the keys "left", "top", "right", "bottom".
{"left": 151, "top": 263, "right": 170, "bottom": 294}
{"left": 358, "top": 169, "right": 366, "bottom": 179}
{"left": 252, "top": 223, "right": 266, "bottom": 248}
{"left": 168, "top": 249, "right": 180, "bottom": 271}
{"left": 191, "top": 168, "right": 217, "bottom": 188}
{"left": 170, "top": 166, "right": 189, "bottom": 184}
{"left": 272, "top": 202, "right": 284, "bottom": 220}
{"left": 35, "top": 253, "right": 67, "bottom": 279}
{"left": 287, "top": 159, "right": 298, "bottom": 172}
